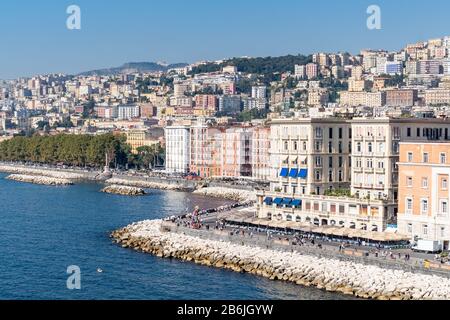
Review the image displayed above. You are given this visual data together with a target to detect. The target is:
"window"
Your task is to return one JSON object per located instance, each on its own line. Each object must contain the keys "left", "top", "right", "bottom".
{"left": 356, "top": 159, "right": 362, "bottom": 168}
{"left": 406, "top": 177, "right": 413, "bottom": 187}
{"left": 339, "top": 156, "right": 343, "bottom": 168}
{"left": 284, "top": 141, "right": 288, "bottom": 151}
{"left": 421, "top": 199, "right": 428, "bottom": 215}
{"left": 294, "top": 141, "right": 298, "bottom": 151}
{"left": 315, "top": 156, "right": 322, "bottom": 167}
{"left": 441, "top": 153, "right": 447, "bottom": 164}
{"left": 303, "top": 141, "right": 307, "bottom": 151}
{"left": 356, "top": 142, "right": 361, "bottom": 153}
{"left": 315, "top": 170, "right": 321, "bottom": 181}
{"left": 368, "top": 142, "right": 373, "bottom": 153}
{"left": 416, "top": 128, "right": 421, "bottom": 137}
{"left": 328, "top": 157, "right": 333, "bottom": 168}
{"left": 315, "top": 128, "right": 323, "bottom": 138}
{"left": 423, "top": 225, "right": 428, "bottom": 235}
{"left": 441, "top": 200, "right": 448, "bottom": 215}
{"left": 423, "top": 153, "right": 429, "bottom": 163}
{"left": 328, "top": 141, "right": 333, "bottom": 153}
{"left": 338, "top": 170, "right": 343, "bottom": 182}
{"left": 422, "top": 178, "right": 428, "bottom": 188}
{"left": 329, "top": 128, "right": 333, "bottom": 139}
{"left": 407, "top": 152, "right": 413, "bottom": 162}
{"left": 367, "top": 159, "right": 373, "bottom": 168}
{"left": 406, "top": 198, "right": 413, "bottom": 214}
{"left": 378, "top": 142, "right": 385, "bottom": 153}
{"left": 339, "top": 128, "right": 343, "bottom": 139}
{"left": 328, "top": 169, "right": 333, "bottom": 182}
{"left": 315, "top": 141, "right": 322, "bottom": 152}
{"left": 407, "top": 224, "right": 412, "bottom": 234}
{"left": 442, "top": 178, "right": 448, "bottom": 190}
{"left": 407, "top": 128, "right": 411, "bottom": 137}
{"left": 378, "top": 161, "right": 384, "bottom": 169}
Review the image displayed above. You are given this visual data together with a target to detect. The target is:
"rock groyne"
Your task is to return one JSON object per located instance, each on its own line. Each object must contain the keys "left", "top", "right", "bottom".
{"left": 193, "top": 187, "right": 256, "bottom": 202}
{"left": 101, "top": 185, "right": 147, "bottom": 196}
{"left": 6, "top": 174, "right": 74, "bottom": 186}
{"left": 106, "top": 177, "right": 191, "bottom": 191}
{"left": 0, "top": 165, "right": 84, "bottom": 180}
{"left": 111, "top": 219, "right": 450, "bottom": 300}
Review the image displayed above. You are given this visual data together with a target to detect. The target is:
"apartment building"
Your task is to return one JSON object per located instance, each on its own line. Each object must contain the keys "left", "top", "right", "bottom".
{"left": 351, "top": 118, "right": 450, "bottom": 222}
{"left": 308, "top": 89, "right": 329, "bottom": 106}
{"left": 425, "top": 89, "right": 450, "bottom": 105}
{"left": 126, "top": 129, "right": 160, "bottom": 154}
{"left": 190, "top": 122, "right": 224, "bottom": 178}
{"left": 252, "top": 126, "right": 271, "bottom": 181}
{"left": 165, "top": 125, "right": 191, "bottom": 174}
{"left": 385, "top": 89, "right": 418, "bottom": 107}
{"left": 222, "top": 127, "right": 253, "bottom": 178}
{"left": 398, "top": 142, "right": 450, "bottom": 248}
{"left": 340, "top": 91, "right": 386, "bottom": 108}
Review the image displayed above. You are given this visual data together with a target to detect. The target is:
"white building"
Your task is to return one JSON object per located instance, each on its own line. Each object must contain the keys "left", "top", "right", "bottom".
{"left": 165, "top": 125, "right": 191, "bottom": 174}
{"left": 117, "top": 105, "right": 140, "bottom": 120}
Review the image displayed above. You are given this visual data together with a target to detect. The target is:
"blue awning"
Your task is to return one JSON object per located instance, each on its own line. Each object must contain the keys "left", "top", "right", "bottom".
{"left": 298, "top": 169, "right": 308, "bottom": 179}
{"left": 273, "top": 198, "right": 283, "bottom": 205}
{"left": 282, "top": 198, "right": 293, "bottom": 205}
{"left": 264, "top": 197, "right": 273, "bottom": 205}
{"left": 280, "top": 168, "right": 289, "bottom": 177}
{"left": 291, "top": 199, "right": 302, "bottom": 207}
{"left": 289, "top": 168, "right": 299, "bottom": 178}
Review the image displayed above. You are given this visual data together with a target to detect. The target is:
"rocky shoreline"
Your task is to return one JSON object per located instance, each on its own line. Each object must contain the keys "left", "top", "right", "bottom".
{"left": 6, "top": 174, "right": 74, "bottom": 186}
{"left": 0, "top": 165, "right": 84, "bottom": 180}
{"left": 111, "top": 219, "right": 450, "bottom": 300}
{"left": 193, "top": 187, "right": 256, "bottom": 202}
{"left": 101, "top": 184, "right": 147, "bottom": 196}
{"left": 105, "top": 177, "right": 192, "bottom": 191}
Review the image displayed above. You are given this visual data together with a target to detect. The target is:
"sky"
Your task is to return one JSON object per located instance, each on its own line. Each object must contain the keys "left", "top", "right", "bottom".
{"left": 0, "top": 0, "right": 449, "bottom": 79}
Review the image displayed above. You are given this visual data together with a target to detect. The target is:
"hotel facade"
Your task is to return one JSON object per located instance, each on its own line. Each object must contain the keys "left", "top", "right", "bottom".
{"left": 256, "top": 117, "right": 450, "bottom": 232}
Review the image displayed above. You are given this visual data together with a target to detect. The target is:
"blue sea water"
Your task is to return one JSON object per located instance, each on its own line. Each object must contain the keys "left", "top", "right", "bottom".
{"left": 0, "top": 173, "right": 351, "bottom": 300}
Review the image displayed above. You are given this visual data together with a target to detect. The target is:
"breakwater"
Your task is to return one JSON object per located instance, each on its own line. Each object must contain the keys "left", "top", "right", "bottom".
{"left": 6, "top": 174, "right": 74, "bottom": 186}
{"left": 106, "top": 177, "right": 193, "bottom": 191}
{"left": 193, "top": 187, "right": 256, "bottom": 202}
{"left": 0, "top": 165, "right": 85, "bottom": 180}
{"left": 101, "top": 185, "right": 146, "bottom": 196}
{"left": 112, "top": 219, "right": 450, "bottom": 300}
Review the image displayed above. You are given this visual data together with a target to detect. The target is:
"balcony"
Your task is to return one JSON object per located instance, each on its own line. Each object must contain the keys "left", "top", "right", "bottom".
{"left": 365, "top": 136, "right": 374, "bottom": 141}
{"left": 375, "top": 168, "right": 385, "bottom": 174}
{"left": 354, "top": 136, "right": 363, "bottom": 142}
{"left": 375, "top": 136, "right": 386, "bottom": 142}
{"left": 365, "top": 168, "right": 374, "bottom": 173}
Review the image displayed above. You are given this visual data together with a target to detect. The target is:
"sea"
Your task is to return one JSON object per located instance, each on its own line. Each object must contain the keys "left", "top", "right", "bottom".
{"left": 0, "top": 173, "right": 352, "bottom": 300}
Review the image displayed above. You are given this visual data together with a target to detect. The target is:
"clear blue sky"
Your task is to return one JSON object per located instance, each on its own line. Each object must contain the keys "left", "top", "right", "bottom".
{"left": 0, "top": 0, "right": 449, "bottom": 79}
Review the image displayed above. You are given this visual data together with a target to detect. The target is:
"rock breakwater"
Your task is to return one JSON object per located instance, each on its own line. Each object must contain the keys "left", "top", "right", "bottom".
{"left": 111, "top": 219, "right": 450, "bottom": 300}
{"left": 6, "top": 174, "right": 74, "bottom": 186}
{"left": 101, "top": 185, "right": 146, "bottom": 196}
{"left": 106, "top": 178, "right": 191, "bottom": 191}
{"left": 0, "top": 165, "right": 83, "bottom": 180}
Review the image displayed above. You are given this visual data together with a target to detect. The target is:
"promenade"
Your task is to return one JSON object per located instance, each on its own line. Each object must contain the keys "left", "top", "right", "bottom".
{"left": 166, "top": 207, "right": 450, "bottom": 278}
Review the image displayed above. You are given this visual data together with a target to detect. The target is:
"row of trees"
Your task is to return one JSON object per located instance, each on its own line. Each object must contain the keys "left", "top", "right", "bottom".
{"left": 0, "top": 134, "right": 132, "bottom": 168}
{"left": 190, "top": 54, "right": 312, "bottom": 83}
